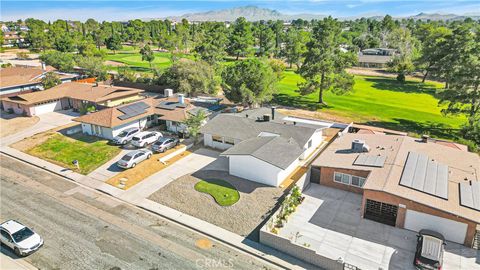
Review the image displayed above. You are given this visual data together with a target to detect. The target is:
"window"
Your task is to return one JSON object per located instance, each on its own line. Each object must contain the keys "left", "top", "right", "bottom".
{"left": 334, "top": 172, "right": 366, "bottom": 188}
{"left": 341, "top": 173, "right": 350, "bottom": 184}
{"left": 307, "top": 140, "right": 312, "bottom": 148}
{"left": 224, "top": 137, "right": 235, "bottom": 145}
{"left": 212, "top": 135, "right": 223, "bottom": 143}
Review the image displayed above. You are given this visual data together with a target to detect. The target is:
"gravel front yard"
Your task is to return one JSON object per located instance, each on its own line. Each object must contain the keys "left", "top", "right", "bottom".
{"left": 148, "top": 170, "right": 285, "bottom": 240}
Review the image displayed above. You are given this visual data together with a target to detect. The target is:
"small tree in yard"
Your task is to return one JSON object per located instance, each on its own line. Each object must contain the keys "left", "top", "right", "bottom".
{"left": 41, "top": 72, "right": 61, "bottom": 89}
{"left": 140, "top": 44, "right": 155, "bottom": 69}
{"left": 184, "top": 110, "right": 206, "bottom": 143}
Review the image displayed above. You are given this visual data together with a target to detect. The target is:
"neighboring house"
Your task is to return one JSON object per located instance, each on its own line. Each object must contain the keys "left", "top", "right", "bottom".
{"left": 1, "top": 82, "right": 144, "bottom": 116}
{"left": 0, "top": 65, "right": 79, "bottom": 97}
{"left": 357, "top": 48, "right": 396, "bottom": 68}
{"left": 73, "top": 94, "right": 204, "bottom": 140}
{"left": 200, "top": 108, "right": 324, "bottom": 187}
{"left": 311, "top": 133, "right": 480, "bottom": 248}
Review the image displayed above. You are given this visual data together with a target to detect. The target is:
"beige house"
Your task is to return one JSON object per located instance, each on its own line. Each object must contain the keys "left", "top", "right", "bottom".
{"left": 311, "top": 133, "right": 480, "bottom": 248}
{"left": 1, "top": 82, "right": 144, "bottom": 116}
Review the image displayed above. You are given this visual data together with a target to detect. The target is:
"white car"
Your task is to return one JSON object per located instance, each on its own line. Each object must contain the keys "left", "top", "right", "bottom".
{"left": 0, "top": 220, "right": 44, "bottom": 256}
{"left": 117, "top": 149, "right": 153, "bottom": 169}
{"left": 112, "top": 127, "right": 141, "bottom": 145}
{"left": 131, "top": 131, "right": 162, "bottom": 148}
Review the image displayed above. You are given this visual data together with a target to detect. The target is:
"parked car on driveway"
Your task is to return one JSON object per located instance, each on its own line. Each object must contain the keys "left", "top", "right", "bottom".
{"left": 414, "top": 229, "right": 445, "bottom": 270}
{"left": 112, "top": 127, "right": 141, "bottom": 145}
{"left": 131, "top": 131, "right": 162, "bottom": 148}
{"left": 117, "top": 149, "right": 152, "bottom": 169}
{"left": 0, "top": 220, "right": 44, "bottom": 256}
{"left": 152, "top": 137, "right": 180, "bottom": 153}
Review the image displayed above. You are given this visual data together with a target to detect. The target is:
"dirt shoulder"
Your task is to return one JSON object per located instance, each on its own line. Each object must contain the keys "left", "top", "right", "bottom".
{"left": 0, "top": 114, "right": 40, "bottom": 138}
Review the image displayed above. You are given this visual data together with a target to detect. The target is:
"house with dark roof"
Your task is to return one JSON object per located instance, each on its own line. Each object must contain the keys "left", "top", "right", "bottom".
{"left": 311, "top": 132, "right": 480, "bottom": 247}
{"left": 200, "top": 109, "right": 325, "bottom": 186}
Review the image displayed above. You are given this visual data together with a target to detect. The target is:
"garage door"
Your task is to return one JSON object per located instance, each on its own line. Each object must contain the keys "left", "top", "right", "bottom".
{"left": 404, "top": 209, "right": 467, "bottom": 244}
{"left": 34, "top": 101, "right": 62, "bottom": 115}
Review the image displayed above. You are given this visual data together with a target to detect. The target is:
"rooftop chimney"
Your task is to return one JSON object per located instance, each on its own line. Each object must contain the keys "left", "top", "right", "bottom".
{"left": 352, "top": 139, "right": 370, "bottom": 153}
{"left": 271, "top": 106, "right": 276, "bottom": 120}
{"left": 41, "top": 62, "right": 46, "bottom": 72}
{"left": 178, "top": 93, "right": 185, "bottom": 104}
{"left": 421, "top": 134, "right": 429, "bottom": 143}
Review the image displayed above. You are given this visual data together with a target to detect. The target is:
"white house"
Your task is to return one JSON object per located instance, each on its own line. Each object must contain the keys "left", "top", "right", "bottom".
{"left": 201, "top": 109, "right": 324, "bottom": 186}
{"left": 74, "top": 95, "right": 201, "bottom": 140}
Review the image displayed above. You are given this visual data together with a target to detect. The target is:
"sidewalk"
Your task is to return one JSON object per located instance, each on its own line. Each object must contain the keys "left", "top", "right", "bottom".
{"left": 0, "top": 252, "right": 37, "bottom": 270}
{"left": 0, "top": 146, "right": 319, "bottom": 270}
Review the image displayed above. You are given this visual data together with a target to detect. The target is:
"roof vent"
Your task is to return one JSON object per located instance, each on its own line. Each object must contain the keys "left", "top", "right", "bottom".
{"left": 421, "top": 134, "right": 429, "bottom": 143}
{"left": 178, "top": 93, "right": 185, "bottom": 104}
{"left": 352, "top": 139, "right": 370, "bottom": 153}
{"left": 164, "top": 88, "right": 173, "bottom": 97}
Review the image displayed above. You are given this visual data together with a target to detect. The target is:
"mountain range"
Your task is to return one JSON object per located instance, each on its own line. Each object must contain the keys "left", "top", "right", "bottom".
{"left": 163, "top": 6, "right": 480, "bottom": 22}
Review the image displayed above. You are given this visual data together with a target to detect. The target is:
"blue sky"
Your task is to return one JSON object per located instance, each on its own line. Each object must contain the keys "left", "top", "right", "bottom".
{"left": 2, "top": 1, "right": 480, "bottom": 21}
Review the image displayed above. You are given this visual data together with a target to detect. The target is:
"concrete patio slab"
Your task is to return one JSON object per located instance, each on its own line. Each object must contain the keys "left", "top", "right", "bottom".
{"left": 1, "top": 110, "right": 78, "bottom": 146}
{"left": 276, "top": 184, "right": 480, "bottom": 270}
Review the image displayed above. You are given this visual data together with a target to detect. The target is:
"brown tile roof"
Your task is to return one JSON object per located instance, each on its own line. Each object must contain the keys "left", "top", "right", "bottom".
{"left": 0, "top": 66, "right": 75, "bottom": 88}
{"left": 73, "top": 96, "right": 194, "bottom": 128}
{"left": 2, "top": 82, "right": 143, "bottom": 105}
{"left": 312, "top": 133, "right": 480, "bottom": 223}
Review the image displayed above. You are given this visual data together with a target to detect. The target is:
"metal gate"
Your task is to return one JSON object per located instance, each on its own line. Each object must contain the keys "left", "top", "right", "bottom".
{"left": 364, "top": 199, "right": 398, "bottom": 226}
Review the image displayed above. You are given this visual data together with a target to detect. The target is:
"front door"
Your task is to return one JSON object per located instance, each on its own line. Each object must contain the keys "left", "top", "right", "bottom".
{"left": 364, "top": 199, "right": 398, "bottom": 226}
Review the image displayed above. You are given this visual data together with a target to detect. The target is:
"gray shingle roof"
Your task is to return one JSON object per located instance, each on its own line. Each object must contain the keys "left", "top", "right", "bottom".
{"left": 202, "top": 113, "right": 319, "bottom": 169}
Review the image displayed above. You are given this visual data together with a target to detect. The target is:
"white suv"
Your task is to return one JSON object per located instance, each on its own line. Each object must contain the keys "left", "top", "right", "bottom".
{"left": 113, "top": 127, "right": 141, "bottom": 145}
{"left": 131, "top": 131, "right": 162, "bottom": 148}
{"left": 0, "top": 220, "right": 44, "bottom": 256}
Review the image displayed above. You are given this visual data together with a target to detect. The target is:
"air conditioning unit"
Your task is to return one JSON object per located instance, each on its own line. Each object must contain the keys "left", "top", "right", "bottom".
{"left": 164, "top": 88, "right": 173, "bottom": 97}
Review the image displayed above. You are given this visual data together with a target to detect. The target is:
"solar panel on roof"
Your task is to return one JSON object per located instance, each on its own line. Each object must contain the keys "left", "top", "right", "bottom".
{"left": 399, "top": 152, "right": 449, "bottom": 200}
{"left": 459, "top": 182, "right": 480, "bottom": 211}
{"left": 353, "top": 154, "right": 386, "bottom": 167}
{"left": 117, "top": 101, "right": 150, "bottom": 120}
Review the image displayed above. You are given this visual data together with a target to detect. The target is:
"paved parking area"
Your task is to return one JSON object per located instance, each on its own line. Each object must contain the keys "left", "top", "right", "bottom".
{"left": 279, "top": 184, "right": 480, "bottom": 270}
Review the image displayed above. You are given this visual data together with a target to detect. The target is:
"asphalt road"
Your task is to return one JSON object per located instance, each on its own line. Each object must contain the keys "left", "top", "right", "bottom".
{"left": 0, "top": 155, "right": 277, "bottom": 270}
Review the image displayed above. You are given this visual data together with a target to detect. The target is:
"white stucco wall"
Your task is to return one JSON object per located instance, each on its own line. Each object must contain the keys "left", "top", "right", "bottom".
{"left": 81, "top": 117, "right": 148, "bottom": 140}
{"left": 300, "top": 129, "right": 323, "bottom": 160}
{"left": 111, "top": 118, "right": 148, "bottom": 138}
{"left": 203, "top": 133, "right": 239, "bottom": 150}
{"left": 228, "top": 155, "right": 284, "bottom": 186}
{"left": 166, "top": 120, "right": 187, "bottom": 133}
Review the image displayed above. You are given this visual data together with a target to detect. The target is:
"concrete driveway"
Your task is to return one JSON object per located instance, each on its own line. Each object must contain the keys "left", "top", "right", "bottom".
{"left": 120, "top": 148, "right": 225, "bottom": 202}
{"left": 279, "top": 184, "right": 480, "bottom": 270}
{"left": 1, "top": 110, "right": 78, "bottom": 146}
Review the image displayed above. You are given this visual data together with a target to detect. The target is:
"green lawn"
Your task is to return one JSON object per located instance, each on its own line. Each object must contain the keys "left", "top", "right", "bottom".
{"left": 274, "top": 71, "right": 465, "bottom": 139}
{"left": 105, "top": 51, "right": 193, "bottom": 71}
{"left": 28, "top": 133, "right": 121, "bottom": 175}
{"left": 194, "top": 179, "right": 240, "bottom": 206}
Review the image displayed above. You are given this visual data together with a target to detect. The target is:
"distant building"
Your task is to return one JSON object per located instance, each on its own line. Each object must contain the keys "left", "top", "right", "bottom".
{"left": 0, "top": 65, "right": 79, "bottom": 97}
{"left": 357, "top": 48, "right": 396, "bottom": 68}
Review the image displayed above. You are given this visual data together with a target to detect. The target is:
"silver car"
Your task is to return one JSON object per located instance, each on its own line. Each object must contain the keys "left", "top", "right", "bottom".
{"left": 117, "top": 149, "right": 152, "bottom": 169}
{"left": 113, "top": 127, "right": 141, "bottom": 145}
{"left": 152, "top": 137, "right": 180, "bottom": 153}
